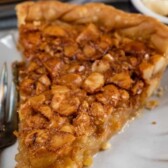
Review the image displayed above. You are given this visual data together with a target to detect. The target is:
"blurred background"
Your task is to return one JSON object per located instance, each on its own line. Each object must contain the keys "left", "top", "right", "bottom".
{"left": 0, "top": 0, "right": 137, "bottom": 30}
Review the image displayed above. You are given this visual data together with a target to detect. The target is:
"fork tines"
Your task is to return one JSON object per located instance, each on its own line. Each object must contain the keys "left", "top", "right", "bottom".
{"left": 0, "top": 63, "right": 8, "bottom": 131}
{"left": 0, "top": 62, "right": 18, "bottom": 148}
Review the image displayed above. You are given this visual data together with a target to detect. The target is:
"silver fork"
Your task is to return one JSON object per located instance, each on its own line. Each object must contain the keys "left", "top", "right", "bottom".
{"left": 0, "top": 62, "right": 18, "bottom": 149}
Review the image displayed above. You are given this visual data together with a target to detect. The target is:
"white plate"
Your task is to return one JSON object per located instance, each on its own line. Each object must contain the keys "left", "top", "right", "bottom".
{"left": 0, "top": 32, "right": 168, "bottom": 168}
{"left": 131, "top": 0, "right": 168, "bottom": 24}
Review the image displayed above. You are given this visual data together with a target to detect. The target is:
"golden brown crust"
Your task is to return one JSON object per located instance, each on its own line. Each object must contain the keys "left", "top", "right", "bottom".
{"left": 16, "top": 1, "right": 76, "bottom": 25}
{"left": 16, "top": 1, "right": 168, "bottom": 53}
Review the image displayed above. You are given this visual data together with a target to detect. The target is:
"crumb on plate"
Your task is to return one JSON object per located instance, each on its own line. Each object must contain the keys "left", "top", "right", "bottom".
{"left": 151, "top": 121, "right": 157, "bottom": 125}
{"left": 145, "top": 100, "right": 159, "bottom": 110}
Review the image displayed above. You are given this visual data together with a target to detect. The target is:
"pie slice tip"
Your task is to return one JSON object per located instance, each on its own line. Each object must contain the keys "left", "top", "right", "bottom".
{"left": 15, "top": 1, "right": 168, "bottom": 168}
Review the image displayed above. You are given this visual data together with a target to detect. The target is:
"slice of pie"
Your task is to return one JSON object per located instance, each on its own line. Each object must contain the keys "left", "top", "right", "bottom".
{"left": 15, "top": 1, "right": 168, "bottom": 168}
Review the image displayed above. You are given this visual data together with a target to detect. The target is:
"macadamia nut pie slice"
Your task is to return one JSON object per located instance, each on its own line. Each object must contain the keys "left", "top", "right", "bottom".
{"left": 15, "top": 1, "right": 168, "bottom": 168}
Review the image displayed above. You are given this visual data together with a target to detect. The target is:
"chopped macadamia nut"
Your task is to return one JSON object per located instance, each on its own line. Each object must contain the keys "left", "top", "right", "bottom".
{"left": 83, "top": 72, "right": 105, "bottom": 93}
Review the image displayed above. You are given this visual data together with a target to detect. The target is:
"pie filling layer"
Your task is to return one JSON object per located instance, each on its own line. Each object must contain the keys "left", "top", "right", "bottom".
{"left": 15, "top": 2, "right": 168, "bottom": 168}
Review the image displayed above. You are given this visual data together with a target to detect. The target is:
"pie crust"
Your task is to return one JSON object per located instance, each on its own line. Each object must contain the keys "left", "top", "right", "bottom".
{"left": 15, "top": 1, "right": 168, "bottom": 168}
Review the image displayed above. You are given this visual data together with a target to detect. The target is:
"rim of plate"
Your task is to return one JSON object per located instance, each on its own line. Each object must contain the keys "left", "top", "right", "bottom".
{"left": 131, "top": 0, "right": 168, "bottom": 24}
